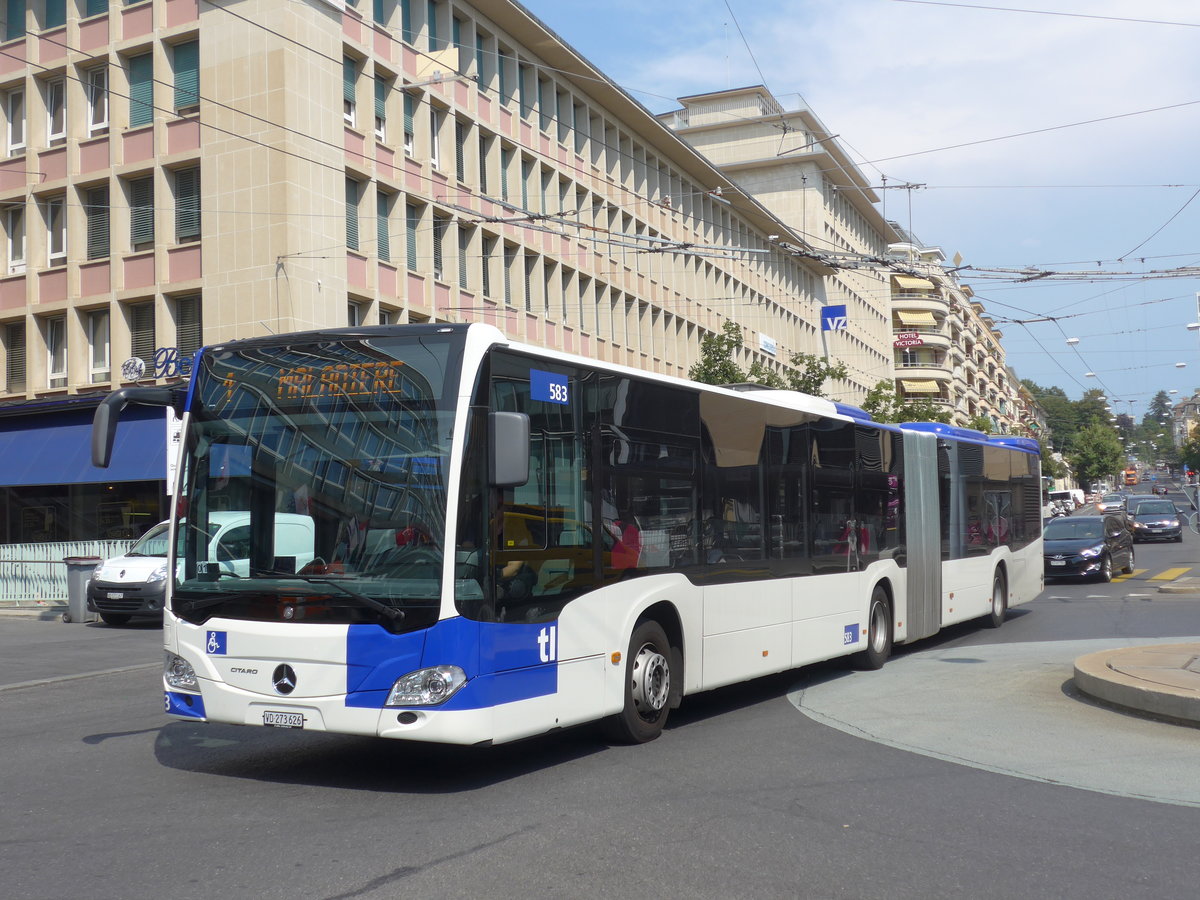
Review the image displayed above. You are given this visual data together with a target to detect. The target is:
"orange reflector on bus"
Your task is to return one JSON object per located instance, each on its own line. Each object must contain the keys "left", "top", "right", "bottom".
{"left": 611, "top": 652, "right": 622, "bottom": 665}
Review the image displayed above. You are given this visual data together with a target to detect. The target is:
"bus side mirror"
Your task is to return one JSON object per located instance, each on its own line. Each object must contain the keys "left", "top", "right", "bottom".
{"left": 92, "top": 386, "right": 186, "bottom": 468}
{"left": 489, "top": 411, "right": 530, "bottom": 487}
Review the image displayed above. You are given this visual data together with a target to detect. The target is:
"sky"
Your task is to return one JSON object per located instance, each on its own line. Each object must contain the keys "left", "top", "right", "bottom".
{"left": 517, "top": 0, "right": 1200, "bottom": 414}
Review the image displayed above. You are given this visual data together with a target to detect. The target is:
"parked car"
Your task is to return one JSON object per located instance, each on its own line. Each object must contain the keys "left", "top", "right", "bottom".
{"left": 86, "top": 513, "right": 316, "bottom": 626}
{"left": 1043, "top": 514, "right": 1134, "bottom": 582}
{"left": 1125, "top": 497, "right": 1183, "bottom": 543}
{"left": 1095, "top": 492, "right": 1126, "bottom": 513}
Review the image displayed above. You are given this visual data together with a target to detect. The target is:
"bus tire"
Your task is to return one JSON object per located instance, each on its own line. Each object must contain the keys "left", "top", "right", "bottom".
{"left": 603, "top": 620, "right": 672, "bottom": 744}
{"left": 985, "top": 569, "right": 1007, "bottom": 628}
{"left": 852, "top": 586, "right": 892, "bottom": 670}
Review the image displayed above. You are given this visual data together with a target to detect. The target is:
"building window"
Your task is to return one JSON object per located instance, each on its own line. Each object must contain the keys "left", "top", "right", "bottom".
{"left": 129, "top": 176, "right": 154, "bottom": 251}
{"left": 43, "top": 196, "right": 65, "bottom": 265}
{"left": 454, "top": 119, "right": 466, "bottom": 182}
{"left": 457, "top": 224, "right": 469, "bottom": 290}
{"left": 426, "top": 0, "right": 440, "bottom": 51}
{"left": 345, "top": 178, "right": 359, "bottom": 251}
{"left": 347, "top": 300, "right": 363, "bottom": 326}
{"left": 402, "top": 93, "right": 414, "bottom": 154}
{"left": 85, "top": 0, "right": 109, "bottom": 18}
{"left": 374, "top": 75, "right": 387, "bottom": 141}
{"left": 376, "top": 191, "right": 391, "bottom": 263}
{"left": 44, "top": 0, "right": 66, "bottom": 29}
{"left": 45, "top": 78, "right": 65, "bottom": 143}
{"left": 128, "top": 53, "right": 153, "bottom": 127}
{"left": 5, "top": 0, "right": 25, "bottom": 41}
{"left": 46, "top": 316, "right": 66, "bottom": 389}
{"left": 431, "top": 215, "right": 448, "bottom": 281}
{"left": 5, "top": 320, "right": 25, "bottom": 393}
{"left": 400, "top": 0, "right": 413, "bottom": 43}
{"left": 429, "top": 105, "right": 442, "bottom": 168}
{"left": 172, "top": 41, "right": 199, "bottom": 112}
{"left": 85, "top": 185, "right": 110, "bottom": 259}
{"left": 405, "top": 202, "right": 419, "bottom": 271}
{"left": 5, "top": 88, "right": 24, "bottom": 155}
{"left": 88, "top": 309, "right": 110, "bottom": 384}
{"left": 174, "top": 166, "right": 200, "bottom": 242}
{"left": 481, "top": 235, "right": 494, "bottom": 298}
{"left": 6, "top": 204, "right": 24, "bottom": 274}
{"left": 175, "top": 295, "right": 201, "bottom": 358}
{"left": 343, "top": 56, "right": 357, "bottom": 127}
{"left": 86, "top": 65, "right": 108, "bottom": 135}
{"left": 129, "top": 301, "right": 155, "bottom": 367}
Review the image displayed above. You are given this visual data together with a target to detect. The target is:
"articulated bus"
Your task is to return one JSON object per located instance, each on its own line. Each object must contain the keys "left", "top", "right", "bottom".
{"left": 92, "top": 323, "right": 1043, "bottom": 745}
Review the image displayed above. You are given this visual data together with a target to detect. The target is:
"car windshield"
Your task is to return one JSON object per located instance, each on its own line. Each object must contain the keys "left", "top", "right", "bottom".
{"left": 1101, "top": 494, "right": 1122, "bottom": 504}
{"left": 127, "top": 522, "right": 171, "bottom": 557}
{"left": 1044, "top": 520, "right": 1103, "bottom": 541}
{"left": 1130, "top": 501, "right": 1175, "bottom": 516}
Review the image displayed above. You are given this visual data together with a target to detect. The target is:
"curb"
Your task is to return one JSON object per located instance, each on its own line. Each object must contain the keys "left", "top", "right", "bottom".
{"left": 1074, "top": 643, "right": 1200, "bottom": 725}
{"left": 0, "top": 605, "right": 69, "bottom": 620}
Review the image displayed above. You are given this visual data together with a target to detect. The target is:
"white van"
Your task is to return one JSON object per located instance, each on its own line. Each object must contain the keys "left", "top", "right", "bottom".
{"left": 1048, "top": 489, "right": 1085, "bottom": 509}
{"left": 86, "top": 513, "right": 315, "bottom": 626}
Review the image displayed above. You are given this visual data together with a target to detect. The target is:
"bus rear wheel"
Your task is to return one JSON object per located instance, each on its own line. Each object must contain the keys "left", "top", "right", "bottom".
{"left": 603, "top": 620, "right": 672, "bottom": 744}
{"left": 852, "top": 586, "right": 892, "bottom": 670}
{"left": 985, "top": 570, "right": 1007, "bottom": 628}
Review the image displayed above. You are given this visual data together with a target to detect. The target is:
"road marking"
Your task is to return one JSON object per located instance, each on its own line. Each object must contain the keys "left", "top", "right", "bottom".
{"left": 1111, "top": 569, "right": 1147, "bottom": 582}
{"left": 1149, "top": 567, "right": 1191, "bottom": 581}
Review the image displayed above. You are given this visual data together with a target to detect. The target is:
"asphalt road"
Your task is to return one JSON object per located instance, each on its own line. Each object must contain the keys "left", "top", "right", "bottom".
{"left": 3, "top": 534, "right": 1200, "bottom": 900}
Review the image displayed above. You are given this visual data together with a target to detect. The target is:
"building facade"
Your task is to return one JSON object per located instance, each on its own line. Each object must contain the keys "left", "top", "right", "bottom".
{"left": 0, "top": 0, "right": 841, "bottom": 547}
{"left": 658, "top": 86, "right": 897, "bottom": 399}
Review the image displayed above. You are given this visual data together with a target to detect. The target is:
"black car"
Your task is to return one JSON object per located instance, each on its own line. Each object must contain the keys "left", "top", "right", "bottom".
{"left": 1043, "top": 514, "right": 1134, "bottom": 582}
{"left": 1125, "top": 497, "right": 1183, "bottom": 543}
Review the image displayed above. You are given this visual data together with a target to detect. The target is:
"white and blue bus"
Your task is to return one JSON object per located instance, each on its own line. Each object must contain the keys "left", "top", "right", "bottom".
{"left": 92, "top": 323, "right": 1043, "bottom": 745}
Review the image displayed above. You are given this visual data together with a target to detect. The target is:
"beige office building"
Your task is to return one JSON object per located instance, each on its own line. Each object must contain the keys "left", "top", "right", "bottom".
{"left": 659, "top": 86, "right": 897, "bottom": 399}
{"left": 0, "top": 0, "right": 842, "bottom": 545}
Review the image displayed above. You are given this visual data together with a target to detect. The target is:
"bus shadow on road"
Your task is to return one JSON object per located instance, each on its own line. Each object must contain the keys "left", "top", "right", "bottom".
{"left": 152, "top": 719, "right": 613, "bottom": 792}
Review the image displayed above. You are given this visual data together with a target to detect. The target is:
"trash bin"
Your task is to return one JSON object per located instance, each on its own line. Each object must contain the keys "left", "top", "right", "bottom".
{"left": 62, "top": 556, "right": 103, "bottom": 624}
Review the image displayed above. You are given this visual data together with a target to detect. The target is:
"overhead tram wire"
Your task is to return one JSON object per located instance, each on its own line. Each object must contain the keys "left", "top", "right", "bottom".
{"left": 889, "top": 0, "right": 1200, "bottom": 29}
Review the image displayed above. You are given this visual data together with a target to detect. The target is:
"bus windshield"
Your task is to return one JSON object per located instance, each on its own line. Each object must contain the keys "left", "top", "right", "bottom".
{"left": 173, "top": 332, "right": 464, "bottom": 632}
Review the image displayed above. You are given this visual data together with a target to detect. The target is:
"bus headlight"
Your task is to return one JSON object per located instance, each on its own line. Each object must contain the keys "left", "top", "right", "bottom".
{"left": 385, "top": 665, "right": 466, "bottom": 707}
{"left": 164, "top": 652, "right": 199, "bottom": 692}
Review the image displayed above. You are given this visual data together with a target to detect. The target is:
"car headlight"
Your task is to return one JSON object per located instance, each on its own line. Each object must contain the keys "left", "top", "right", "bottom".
{"left": 146, "top": 563, "right": 170, "bottom": 584}
{"left": 91, "top": 562, "right": 105, "bottom": 580}
{"left": 1133, "top": 521, "right": 1147, "bottom": 529}
{"left": 1078, "top": 545, "right": 1103, "bottom": 558}
{"left": 164, "top": 652, "right": 199, "bottom": 692}
{"left": 385, "top": 665, "right": 467, "bottom": 707}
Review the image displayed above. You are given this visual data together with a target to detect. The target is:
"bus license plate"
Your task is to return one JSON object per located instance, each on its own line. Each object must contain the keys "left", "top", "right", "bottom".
{"left": 263, "top": 710, "right": 304, "bottom": 729}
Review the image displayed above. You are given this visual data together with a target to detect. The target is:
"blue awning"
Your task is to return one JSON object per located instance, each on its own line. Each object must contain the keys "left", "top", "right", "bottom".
{"left": 0, "top": 407, "right": 166, "bottom": 487}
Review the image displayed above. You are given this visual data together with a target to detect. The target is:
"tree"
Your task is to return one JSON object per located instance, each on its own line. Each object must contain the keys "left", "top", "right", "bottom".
{"left": 783, "top": 352, "right": 848, "bottom": 398}
{"left": 1022, "top": 380, "right": 1075, "bottom": 450}
{"left": 860, "top": 380, "right": 952, "bottom": 425}
{"left": 1065, "top": 423, "right": 1125, "bottom": 490}
{"left": 1039, "top": 440, "right": 1067, "bottom": 480}
{"left": 689, "top": 322, "right": 849, "bottom": 398}
{"left": 965, "top": 414, "right": 993, "bottom": 434}
{"left": 688, "top": 320, "right": 746, "bottom": 386}
{"left": 1180, "top": 434, "right": 1200, "bottom": 476}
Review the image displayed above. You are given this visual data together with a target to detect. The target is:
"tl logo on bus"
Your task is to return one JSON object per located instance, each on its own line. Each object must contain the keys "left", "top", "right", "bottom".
{"left": 537, "top": 626, "right": 558, "bottom": 662}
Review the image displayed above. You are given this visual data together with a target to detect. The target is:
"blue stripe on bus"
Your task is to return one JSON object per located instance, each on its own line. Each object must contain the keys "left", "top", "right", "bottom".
{"left": 165, "top": 690, "right": 206, "bottom": 719}
{"left": 344, "top": 618, "right": 559, "bottom": 710}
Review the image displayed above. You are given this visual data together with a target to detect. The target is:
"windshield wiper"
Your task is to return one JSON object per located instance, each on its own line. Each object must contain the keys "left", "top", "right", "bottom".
{"left": 267, "top": 574, "right": 406, "bottom": 625}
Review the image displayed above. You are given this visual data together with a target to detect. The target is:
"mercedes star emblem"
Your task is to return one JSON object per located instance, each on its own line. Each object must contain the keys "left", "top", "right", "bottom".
{"left": 272, "top": 664, "right": 298, "bottom": 695}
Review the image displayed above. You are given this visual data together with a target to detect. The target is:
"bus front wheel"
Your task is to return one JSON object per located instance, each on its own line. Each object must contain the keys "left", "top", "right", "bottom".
{"left": 603, "top": 620, "right": 672, "bottom": 744}
{"left": 852, "top": 586, "right": 892, "bottom": 670}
